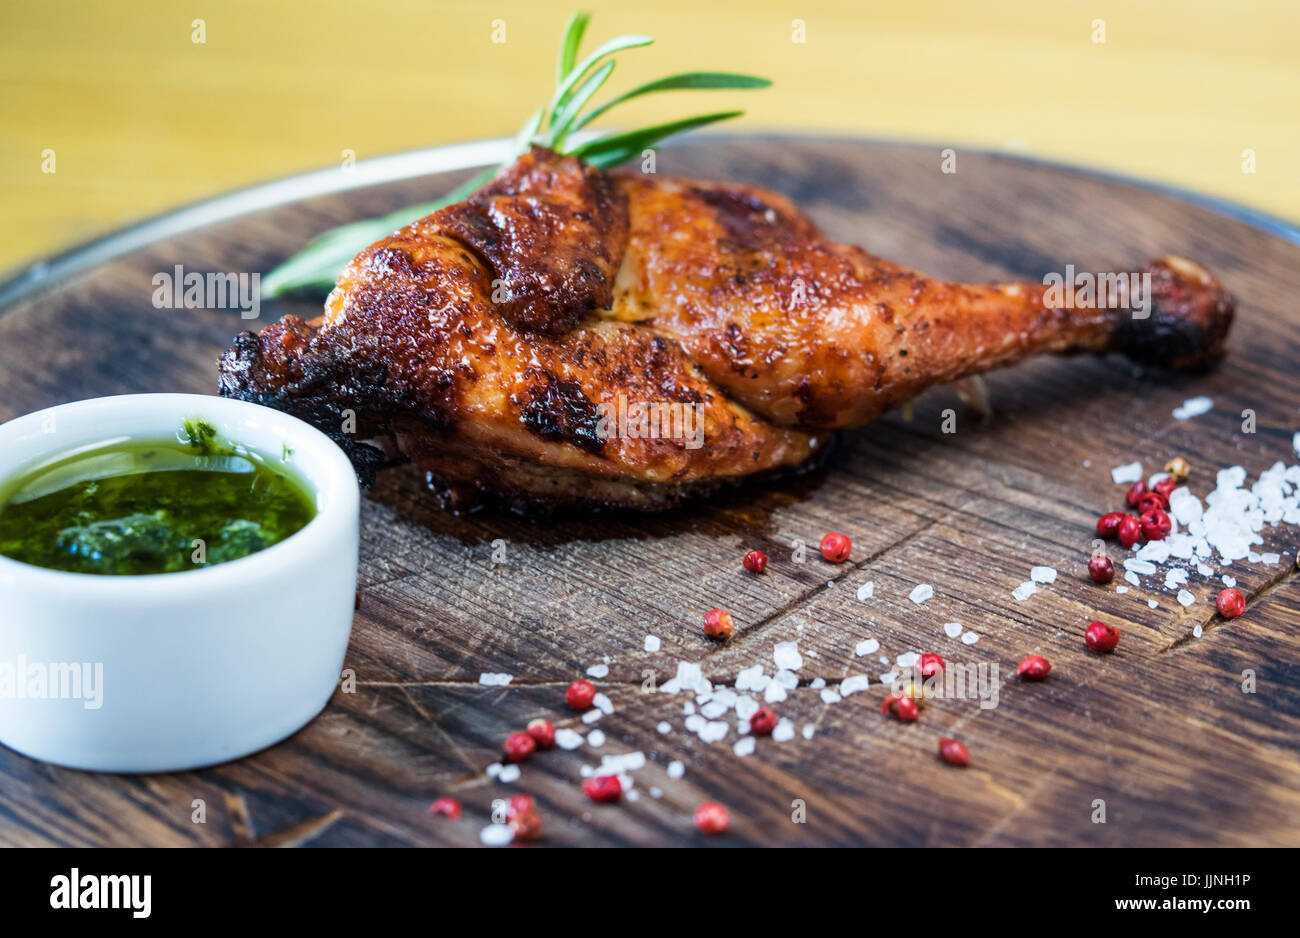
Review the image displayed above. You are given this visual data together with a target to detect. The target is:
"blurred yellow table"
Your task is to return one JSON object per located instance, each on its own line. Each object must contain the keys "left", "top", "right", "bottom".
{"left": 2, "top": 0, "right": 1296, "bottom": 273}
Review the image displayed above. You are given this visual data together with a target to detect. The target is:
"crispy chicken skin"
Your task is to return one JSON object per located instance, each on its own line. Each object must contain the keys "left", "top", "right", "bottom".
{"left": 220, "top": 147, "right": 1233, "bottom": 512}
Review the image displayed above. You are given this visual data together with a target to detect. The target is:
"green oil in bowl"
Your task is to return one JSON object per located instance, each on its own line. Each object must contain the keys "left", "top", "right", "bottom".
{"left": 0, "top": 418, "right": 316, "bottom": 575}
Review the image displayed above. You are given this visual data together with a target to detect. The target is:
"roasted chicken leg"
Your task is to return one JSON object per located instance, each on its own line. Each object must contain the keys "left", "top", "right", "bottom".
{"left": 219, "top": 147, "right": 1233, "bottom": 511}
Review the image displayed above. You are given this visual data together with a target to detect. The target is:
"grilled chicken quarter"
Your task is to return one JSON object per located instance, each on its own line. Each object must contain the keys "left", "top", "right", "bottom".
{"left": 219, "top": 147, "right": 1234, "bottom": 512}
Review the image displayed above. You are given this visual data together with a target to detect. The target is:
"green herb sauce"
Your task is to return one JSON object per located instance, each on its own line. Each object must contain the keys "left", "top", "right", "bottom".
{"left": 0, "top": 419, "right": 316, "bottom": 575}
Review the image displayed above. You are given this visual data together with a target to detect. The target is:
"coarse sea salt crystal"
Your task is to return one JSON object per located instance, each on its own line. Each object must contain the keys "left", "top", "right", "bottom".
{"left": 1112, "top": 461, "right": 1143, "bottom": 484}
{"left": 587, "top": 664, "right": 609, "bottom": 679}
{"left": 856, "top": 581, "right": 875, "bottom": 601}
{"left": 962, "top": 631, "right": 980, "bottom": 645}
{"left": 593, "top": 693, "right": 614, "bottom": 714}
{"left": 595, "top": 751, "right": 644, "bottom": 775}
{"left": 736, "top": 665, "right": 769, "bottom": 692}
{"left": 650, "top": 787, "right": 663, "bottom": 799}
{"left": 896, "top": 651, "right": 920, "bottom": 668}
{"left": 1262, "top": 552, "right": 1281, "bottom": 565}
{"left": 1116, "top": 586, "right": 1129, "bottom": 594}
{"left": 803, "top": 724, "right": 816, "bottom": 739}
{"left": 909, "top": 584, "right": 934, "bottom": 605}
{"left": 556, "top": 728, "right": 584, "bottom": 750}
{"left": 582, "top": 710, "right": 602, "bottom": 724}
{"left": 498, "top": 764, "right": 521, "bottom": 783}
{"left": 1294, "top": 431, "right": 1300, "bottom": 455}
{"left": 1125, "top": 558, "right": 1157, "bottom": 575}
{"left": 855, "top": 638, "right": 880, "bottom": 656}
{"left": 734, "top": 696, "right": 759, "bottom": 721}
{"left": 880, "top": 670, "right": 899, "bottom": 685}
{"left": 1222, "top": 575, "right": 1236, "bottom": 587}
{"left": 1172, "top": 396, "right": 1213, "bottom": 420}
{"left": 774, "top": 641, "right": 803, "bottom": 671}
{"left": 764, "top": 682, "right": 788, "bottom": 703}
{"left": 644, "top": 635, "right": 661, "bottom": 653}
{"left": 667, "top": 761, "right": 684, "bottom": 778}
{"left": 840, "top": 675, "right": 869, "bottom": 696}
{"left": 1196, "top": 563, "right": 1214, "bottom": 577}
{"left": 1030, "top": 566, "right": 1057, "bottom": 584}
{"left": 1148, "top": 600, "right": 1159, "bottom": 608}
{"left": 943, "top": 622, "right": 963, "bottom": 638}
{"left": 701, "top": 721, "right": 729, "bottom": 742}
{"left": 1193, "top": 624, "right": 1203, "bottom": 638}
{"left": 809, "top": 678, "right": 826, "bottom": 689}
{"left": 486, "top": 762, "right": 502, "bottom": 778}
{"left": 1125, "top": 570, "right": 1140, "bottom": 587}
{"left": 479, "top": 673, "right": 512, "bottom": 686}
{"left": 656, "top": 721, "right": 671, "bottom": 735}
{"left": 820, "top": 688, "right": 842, "bottom": 704}
{"left": 1177, "top": 589, "right": 1195, "bottom": 607}
{"left": 772, "top": 719, "right": 796, "bottom": 742}
{"left": 480, "top": 824, "right": 513, "bottom": 846}
{"left": 774, "top": 669, "right": 799, "bottom": 689}
{"left": 1012, "top": 581, "right": 1038, "bottom": 602}
{"left": 734, "top": 736, "right": 756, "bottom": 757}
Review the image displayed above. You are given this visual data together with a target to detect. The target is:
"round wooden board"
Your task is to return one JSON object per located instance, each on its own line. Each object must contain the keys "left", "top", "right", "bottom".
{"left": 2, "top": 137, "right": 1298, "bottom": 847}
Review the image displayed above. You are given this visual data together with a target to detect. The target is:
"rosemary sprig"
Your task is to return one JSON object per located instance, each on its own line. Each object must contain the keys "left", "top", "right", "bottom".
{"left": 261, "top": 11, "right": 770, "bottom": 297}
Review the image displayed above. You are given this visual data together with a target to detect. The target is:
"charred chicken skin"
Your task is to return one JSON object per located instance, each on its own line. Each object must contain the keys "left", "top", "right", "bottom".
{"left": 219, "top": 147, "right": 1234, "bottom": 512}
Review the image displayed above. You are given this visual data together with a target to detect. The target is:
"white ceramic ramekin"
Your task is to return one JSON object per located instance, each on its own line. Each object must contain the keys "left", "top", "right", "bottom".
{"left": 0, "top": 394, "right": 359, "bottom": 772}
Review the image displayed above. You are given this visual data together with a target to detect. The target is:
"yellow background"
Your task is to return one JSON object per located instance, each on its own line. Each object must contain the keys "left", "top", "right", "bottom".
{"left": 2, "top": 0, "right": 1296, "bottom": 273}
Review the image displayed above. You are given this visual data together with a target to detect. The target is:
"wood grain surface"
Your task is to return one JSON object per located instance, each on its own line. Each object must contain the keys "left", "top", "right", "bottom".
{"left": 1, "top": 137, "right": 1298, "bottom": 847}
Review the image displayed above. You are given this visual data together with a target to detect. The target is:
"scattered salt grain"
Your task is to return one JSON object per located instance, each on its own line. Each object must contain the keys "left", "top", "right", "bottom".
{"left": 486, "top": 762, "right": 502, "bottom": 778}
{"left": 586, "top": 729, "right": 606, "bottom": 748}
{"left": 840, "top": 675, "right": 869, "bottom": 696}
{"left": 961, "top": 631, "right": 980, "bottom": 645}
{"left": 1116, "top": 586, "right": 1129, "bottom": 594}
{"left": 1172, "top": 396, "right": 1213, "bottom": 420}
{"left": 896, "top": 651, "right": 920, "bottom": 668}
{"left": 644, "top": 635, "right": 661, "bottom": 653}
{"left": 555, "top": 729, "right": 584, "bottom": 750}
{"left": 480, "top": 824, "right": 513, "bottom": 846}
{"left": 1012, "top": 581, "right": 1038, "bottom": 602}
{"left": 820, "top": 688, "right": 842, "bottom": 704}
{"left": 498, "top": 764, "right": 521, "bottom": 783}
{"left": 1148, "top": 600, "right": 1159, "bottom": 609}
{"left": 1262, "top": 552, "right": 1281, "bottom": 565}
{"left": 582, "top": 709, "right": 602, "bottom": 724}
{"left": 656, "top": 721, "right": 671, "bottom": 735}
{"left": 1112, "top": 461, "right": 1144, "bottom": 484}
{"left": 1222, "top": 575, "right": 1237, "bottom": 587}
{"left": 774, "top": 641, "right": 803, "bottom": 671}
{"left": 1125, "top": 571, "right": 1140, "bottom": 587}
{"left": 479, "top": 673, "right": 512, "bottom": 686}
{"left": 909, "top": 584, "right": 935, "bottom": 605}
{"left": 772, "top": 719, "right": 796, "bottom": 742}
{"left": 666, "top": 761, "right": 685, "bottom": 779}
{"left": 1193, "top": 624, "right": 1203, "bottom": 639}
{"left": 586, "top": 664, "right": 609, "bottom": 679}
{"left": 855, "top": 638, "right": 880, "bottom": 656}
{"left": 733, "top": 736, "right": 756, "bottom": 756}
{"left": 943, "top": 622, "right": 964, "bottom": 638}
{"left": 649, "top": 787, "right": 663, "bottom": 799}
{"left": 1030, "top": 566, "right": 1058, "bottom": 584}
{"left": 856, "top": 581, "right": 875, "bottom": 601}
{"left": 592, "top": 693, "right": 614, "bottom": 714}
{"left": 1177, "top": 589, "right": 1196, "bottom": 607}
